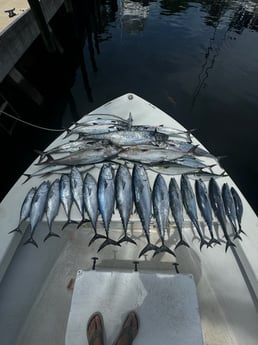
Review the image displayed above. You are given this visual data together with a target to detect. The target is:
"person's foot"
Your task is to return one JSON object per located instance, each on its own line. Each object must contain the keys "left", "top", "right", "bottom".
{"left": 115, "top": 311, "right": 139, "bottom": 345}
{"left": 87, "top": 312, "right": 104, "bottom": 345}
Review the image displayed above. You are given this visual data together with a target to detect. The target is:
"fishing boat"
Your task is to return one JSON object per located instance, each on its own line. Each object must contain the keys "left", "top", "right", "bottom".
{"left": 0, "top": 93, "right": 257, "bottom": 345}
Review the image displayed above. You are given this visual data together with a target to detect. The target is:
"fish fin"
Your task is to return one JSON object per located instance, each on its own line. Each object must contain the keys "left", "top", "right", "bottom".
{"left": 9, "top": 227, "right": 23, "bottom": 234}
{"left": 225, "top": 239, "right": 236, "bottom": 252}
{"left": 97, "top": 238, "right": 121, "bottom": 252}
{"left": 138, "top": 243, "right": 157, "bottom": 257}
{"left": 153, "top": 244, "right": 176, "bottom": 258}
{"left": 44, "top": 232, "right": 60, "bottom": 242}
{"left": 62, "top": 219, "right": 78, "bottom": 230}
{"left": 118, "top": 235, "right": 137, "bottom": 245}
{"left": 175, "top": 239, "right": 190, "bottom": 250}
{"left": 24, "top": 237, "right": 38, "bottom": 248}
{"left": 88, "top": 233, "right": 106, "bottom": 246}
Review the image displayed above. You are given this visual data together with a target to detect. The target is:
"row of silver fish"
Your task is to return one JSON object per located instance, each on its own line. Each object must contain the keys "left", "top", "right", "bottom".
{"left": 24, "top": 112, "right": 225, "bottom": 184}
{"left": 11, "top": 163, "right": 244, "bottom": 256}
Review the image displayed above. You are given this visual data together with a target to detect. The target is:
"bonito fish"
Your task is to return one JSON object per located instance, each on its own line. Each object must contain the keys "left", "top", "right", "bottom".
{"left": 83, "top": 173, "right": 106, "bottom": 245}
{"left": 195, "top": 179, "right": 220, "bottom": 246}
{"left": 9, "top": 187, "right": 37, "bottom": 234}
{"left": 70, "top": 167, "right": 85, "bottom": 228}
{"left": 83, "top": 130, "right": 168, "bottom": 146}
{"left": 133, "top": 164, "right": 157, "bottom": 257}
{"left": 60, "top": 174, "right": 76, "bottom": 230}
{"left": 44, "top": 179, "right": 61, "bottom": 241}
{"left": 38, "top": 145, "right": 121, "bottom": 166}
{"left": 65, "top": 124, "right": 124, "bottom": 138}
{"left": 24, "top": 181, "right": 50, "bottom": 247}
{"left": 97, "top": 163, "right": 120, "bottom": 251}
{"left": 181, "top": 174, "right": 208, "bottom": 249}
{"left": 231, "top": 187, "right": 245, "bottom": 236}
{"left": 222, "top": 183, "right": 242, "bottom": 240}
{"left": 115, "top": 164, "right": 136, "bottom": 245}
{"left": 169, "top": 178, "right": 189, "bottom": 249}
{"left": 35, "top": 140, "right": 101, "bottom": 163}
{"left": 118, "top": 146, "right": 191, "bottom": 164}
{"left": 152, "top": 174, "right": 176, "bottom": 257}
{"left": 208, "top": 178, "right": 236, "bottom": 251}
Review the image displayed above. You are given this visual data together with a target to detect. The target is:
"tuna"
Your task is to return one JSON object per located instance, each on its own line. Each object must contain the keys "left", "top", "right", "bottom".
{"left": 181, "top": 175, "right": 208, "bottom": 249}
{"left": 208, "top": 178, "right": 236, "bottom": 252}
{"left": 152, "top": 174, "right": 176, "bottom": 257}
{"left": 132, "top": 164, "right": 157, "bottom": 257}
{"left": 169, "top": 178, "right": 189, "bottom": 249}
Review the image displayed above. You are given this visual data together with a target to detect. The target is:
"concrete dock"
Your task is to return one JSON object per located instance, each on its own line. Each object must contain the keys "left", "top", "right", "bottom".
{"left": 0, "top": 0, "right": 64, "bottom": 83}
{"left": 0, "top": 0, "right": 29, "bottom": 32}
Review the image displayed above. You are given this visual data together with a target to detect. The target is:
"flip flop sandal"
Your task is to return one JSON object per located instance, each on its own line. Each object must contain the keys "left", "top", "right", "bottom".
{"left": 114, "top": 311, "right": 139, "bottom": 345}
{"left": 87, "top": 312, "right": 104, "bottom": 345}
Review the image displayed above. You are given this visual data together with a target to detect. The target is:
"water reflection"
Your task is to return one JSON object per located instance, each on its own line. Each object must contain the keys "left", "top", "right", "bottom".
{"left": 120, "top": 0, "right": 150, "bottom": 32}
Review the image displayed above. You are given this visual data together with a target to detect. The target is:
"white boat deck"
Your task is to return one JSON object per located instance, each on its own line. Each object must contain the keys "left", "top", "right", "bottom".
{"left": 0, "top": 93, "right": 258, "bottom": 345}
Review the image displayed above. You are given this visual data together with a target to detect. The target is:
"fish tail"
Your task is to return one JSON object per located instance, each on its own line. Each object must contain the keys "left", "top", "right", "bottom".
{"left": 62, "top": 219, "right": 78, "bottom": 230}
{"left": 77, "top": 218, "right": 88, "bottom": 229}
{"left": 153, "top": 244, "right": 176, "bottom": 258}
{"left": 208, "top": 238, "right": 221, "bottom": 247}
{"left": 238, "top": 228, "right": 247, "bottom": 237}
{"left": 138, "top": 243, "right": 157, "bottom": 258}
{"left": 200, "top": 238, "right": 208, "bottom": 250}
{"left": 88, "top": 233, "right": 106, "bottom": 246}
{"left": 24, "top": 237, "right": 38, "bottom": 248}
{"left": 225, "top": 239, "right": 236, "bottom": 252}
{"left": 233, "top": 233, "right": 242, "bottom": 241}
{"left": 8, "top": 227, "right": 23, "bottom": 235}
{"left": 44, "top": 232, "right": 60, "bottom": 242}
{"left": 97, "top": 238, "right": 121, "bottom": 252}
{"left": 22, "top": 174, "right": 32, "bottom": 184}
{"left": 34, "top": 149, "right": 46, "bottom": 163}
{"left": 118, "top": 235, "right": 137, "bottom": 245}
{"left": 175, "top": 239, "right": 190, "bottom": 250}
{"left": 34, "top": 153, "right": 53, "bottom": 165}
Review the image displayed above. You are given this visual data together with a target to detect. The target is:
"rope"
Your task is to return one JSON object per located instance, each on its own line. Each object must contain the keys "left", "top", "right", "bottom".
{"left": 0, "top": 110, "right": 65, "bottom": 132}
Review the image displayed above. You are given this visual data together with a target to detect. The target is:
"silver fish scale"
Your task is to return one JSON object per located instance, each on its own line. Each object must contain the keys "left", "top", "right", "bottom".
{"left": 97, "top": 164, "right": 115, "bottom": 234}
{"left": 70, "top": 167, "right": 84, "bottom": 216}
{"left": 86, "top": 130, "right": 168, "bottom": 146}
{"left": 222, "top": 183, "right": 238, "bottom": 231}
{"left": 30, "top": 181, "right": 50, "bottom": 234}
{"left": 46, "top": 179, "right": 61, "bottom": 229}
{"left": 133, "top": 165, "right": 152, "bottom": 236}
{"left": 195, "top": 179, "right": 213, "bottom": 229}
{"left": 153, "top": 174, "right": 169, "bottom": 240}
{"left": 181, "top": 175, "right": 198, "bottom": 220}
{"left": 231, "top": 187, "right": 243, "bottom": 225}
{"left": 115, "top": 164, "right": 133, "bottom": 231}
{"left": 83, "top": 173, "right": 98, "bottom": 229}
{"left": 169, "top": 178, "right": 184, "bottom": 230}
{"left": 60, "top": 174, "right": 73, "bottom": 217}
{"left": 19, "top": 187, "right": 37, "bottom": 225}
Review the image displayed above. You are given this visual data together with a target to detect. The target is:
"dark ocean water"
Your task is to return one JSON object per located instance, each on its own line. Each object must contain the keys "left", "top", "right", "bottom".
{"left": 1, "top": 0, "right": 258, "bottom": 214}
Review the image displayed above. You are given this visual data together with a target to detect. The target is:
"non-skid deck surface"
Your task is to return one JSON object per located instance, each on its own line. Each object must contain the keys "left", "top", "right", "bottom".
{"left": 65, "top": 271, "right": 203, "bottom": 345}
